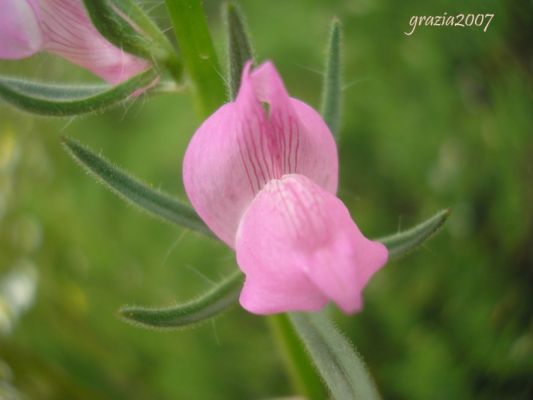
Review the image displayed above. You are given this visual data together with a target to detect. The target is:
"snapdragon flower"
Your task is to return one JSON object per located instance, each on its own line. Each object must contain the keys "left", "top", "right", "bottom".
{"left": 183, "top": 62, "right": 388, "bottom": 315}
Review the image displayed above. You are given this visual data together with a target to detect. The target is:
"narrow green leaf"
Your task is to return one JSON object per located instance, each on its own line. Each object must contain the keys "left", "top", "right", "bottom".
{"left": 320, "top": 18, "right": 342, "bottom": 138}
{"left": 82, "top": 0, "right": 165, "bottom": 60}
{"left": 289, "top": 311, "right": 381, "bottom": 400}
{"left": 119, "top": 271, "right": 243, "bottom": 329}
{"left": 62, "top": 137, "right": 212, "bottom": 236}
{"left": 378, "top": 209, "right": 450, "bottom": 260}
{"left": 268, "top": 314, "right": 327, "bottom": 400}
{"left": 225, "top": 2, "right": 254, "bottom": 100}
{"left": 0, "top": 69, "right": 157, "bottom": 116}
{"left": 164, "top": 0, "right": 227, "bottom": 118}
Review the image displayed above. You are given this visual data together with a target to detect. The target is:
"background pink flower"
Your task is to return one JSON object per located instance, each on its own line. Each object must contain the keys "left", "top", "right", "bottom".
{"left": 0, "top": 0, "right": 149, "bottom": 83}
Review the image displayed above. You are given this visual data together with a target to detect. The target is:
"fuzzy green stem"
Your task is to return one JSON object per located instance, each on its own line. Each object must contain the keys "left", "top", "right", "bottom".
{"left": 164, "top": 0, "right": 227, "bottom": 118}
{"left": 268, "top": 314, "right": 326, "bottom": 400}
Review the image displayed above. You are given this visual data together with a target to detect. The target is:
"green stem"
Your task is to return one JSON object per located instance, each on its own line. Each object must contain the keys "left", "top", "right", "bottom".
{"left": 268, "top": 314, "right": 326, "bottom": 400}
{"left": 164, "top": 0, "right": 227, "bottom": 117}
{"left": 163, "top": 55, "right": 185, "bottom": 84}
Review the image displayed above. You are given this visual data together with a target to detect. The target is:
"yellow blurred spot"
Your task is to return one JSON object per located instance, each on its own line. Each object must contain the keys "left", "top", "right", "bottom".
{"left": 65, "top": 284, "right": 89, "bottom": 315}
{"left": 510, "top": 333, "right": 533, "bottom": 362}
{"left": 0, "top": 130, "right": 20, "bottom": 173}
{"left": 0, "top": 299, "right": 13, "bottom": 335}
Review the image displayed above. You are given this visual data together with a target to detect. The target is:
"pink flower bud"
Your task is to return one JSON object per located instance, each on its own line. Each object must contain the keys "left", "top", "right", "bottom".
{"left": 0, "top": 0, "right": 43, "bottom": 59}
{"left": 183, "top": 62, "right": 388, "bottom": 314}
{"left": 0, "top": 0, "right": 149, "bottom": 84}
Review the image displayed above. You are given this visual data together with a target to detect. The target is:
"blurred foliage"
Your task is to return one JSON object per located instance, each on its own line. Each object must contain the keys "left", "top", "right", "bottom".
{"left": 1, "top": 0, "right": 531, "bottom": 398}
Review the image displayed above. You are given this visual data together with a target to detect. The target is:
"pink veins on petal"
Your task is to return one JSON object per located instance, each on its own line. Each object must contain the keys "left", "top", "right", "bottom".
{"left": 183, "top": 62, "right": 338, "bottom": 247}
{"left": 183, "top": 61, "right": 388, "bottom": 315}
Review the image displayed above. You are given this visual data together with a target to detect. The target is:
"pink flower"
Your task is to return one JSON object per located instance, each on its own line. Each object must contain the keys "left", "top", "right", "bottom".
{"left": 183, "top": 61, "right": 388, "bottom": 315}
{"left": 0, "top": 0, "right": 149, "bottom": 84}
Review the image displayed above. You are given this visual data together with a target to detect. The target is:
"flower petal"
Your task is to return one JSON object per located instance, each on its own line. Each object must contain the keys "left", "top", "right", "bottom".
{"left": 183, "top": 61, "right": 338, "bottom": 246}
{"left": 0, "top": 0, "right": 43, "bottom": 59}
{"left": 246, "top": 62, "right": 338, "bottom": 193}
{"left": 39, "top": 0, "right": 149, "bottom": 84}
{"left": 235, "top": 174, "right": 388, "bottom": 314}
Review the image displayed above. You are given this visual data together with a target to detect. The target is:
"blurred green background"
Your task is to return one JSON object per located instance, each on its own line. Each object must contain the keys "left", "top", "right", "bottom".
{"left": 1, "top": 0, "right": 531, "bottom": 398}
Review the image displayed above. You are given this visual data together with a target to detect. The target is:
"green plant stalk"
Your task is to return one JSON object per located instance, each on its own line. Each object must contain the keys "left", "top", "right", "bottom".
{"left": 163, "top": 56, "right": 185, "bottom": 84}
{"left": 268, "top": 314, "right": 326, "bottom": 400}
{"left": 164, "top": 0, "right": 227, "bottom": 118}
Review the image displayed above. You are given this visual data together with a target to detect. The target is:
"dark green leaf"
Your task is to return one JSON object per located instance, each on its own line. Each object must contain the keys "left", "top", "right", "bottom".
{"left": 0, "top": 69, "right": 157, "bottom": 116}
{"left": 225, "top": 2, "right": 254, "bottom": 100}
{"left": 320, "top": 18, "right": 342, "bottom": 138}
{"left": 120, "top": 271, "right": 243, "bottom": 329}
{"left": 378, "top": 209, "right": 451, "bottom": 260}
{"left": 62, "top": 137, "right": 212, "bottom": 236}
{"left": 82, "top": 0, "right": 167, "bottom": 60}
{"left": 289, "top": 311, "right": 381, "bottom": 400}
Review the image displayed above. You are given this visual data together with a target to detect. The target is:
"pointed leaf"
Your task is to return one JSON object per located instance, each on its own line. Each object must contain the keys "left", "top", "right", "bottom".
{"left": 62, "top": 137, "right": 212, "bottom": 236}
{"left": 225, "top": 2, "right": 254, "bottom": 100}
{"left": 0, "top": 69, "right": 157, "bottom": 116}
{"left": 320, "top": 18, "right": 342, "bottom": 138}
{"left": 289, "top": 311, "right": 381, "bottom": 400}
{"left": 164, "top": 0, "right": 227, "bottom": 117}
{"left": 120, "top": 271, "right": 243, "bottom": 329}
{"left": 378, "top": 209, "right": 450, "bottom": 260}
{"left": 82, "top": 0, "right": 172, "bottom": 61}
